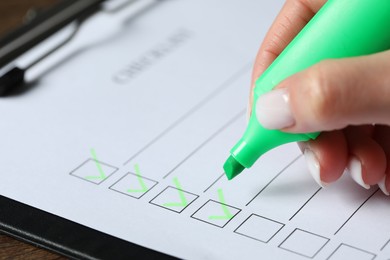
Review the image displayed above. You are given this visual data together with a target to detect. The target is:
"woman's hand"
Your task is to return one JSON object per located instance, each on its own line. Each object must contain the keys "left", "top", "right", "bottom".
{"left": 251, "top": 0, "right": 390, "bottom": 194}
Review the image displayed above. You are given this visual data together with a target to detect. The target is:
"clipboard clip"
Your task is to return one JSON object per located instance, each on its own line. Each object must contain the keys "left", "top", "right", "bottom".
{"left": 0, "top": 0, "right": 159, "bottom": 96}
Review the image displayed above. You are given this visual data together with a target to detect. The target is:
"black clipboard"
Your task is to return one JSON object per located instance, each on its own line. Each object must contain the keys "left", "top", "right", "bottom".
{"left": 0, "top": 195, "right": 173, "bottom": 259}
{"left": 0, "top": 1, "right": 174, "bottom": 258}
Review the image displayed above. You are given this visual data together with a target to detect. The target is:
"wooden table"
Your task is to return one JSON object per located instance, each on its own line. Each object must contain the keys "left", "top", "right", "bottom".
{"left": 0, "top": 235, "right": 64, "bottom": 259}
{"left": 0, "top": 1, "right": 65, "bottom": 258}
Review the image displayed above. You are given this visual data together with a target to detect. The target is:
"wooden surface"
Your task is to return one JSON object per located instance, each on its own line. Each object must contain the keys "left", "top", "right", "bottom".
{"left": 0, "top": 1, "right": 65, "bottom": 258}
{"left": 0, "top": 0, "right": 58, "bottom": 36}
{"left": 0, "top": 235, "right": 64, "bottom": 259}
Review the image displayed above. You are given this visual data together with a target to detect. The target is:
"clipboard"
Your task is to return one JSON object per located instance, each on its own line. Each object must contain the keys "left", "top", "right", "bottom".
{"left": 3, "top": 1, "right": 386, "bottom": 259}
{"left": 0, "top": 195, "right": 172, "bottom": 259}
{"left": 0, "top": 0, "right": 173, "bottom": 258}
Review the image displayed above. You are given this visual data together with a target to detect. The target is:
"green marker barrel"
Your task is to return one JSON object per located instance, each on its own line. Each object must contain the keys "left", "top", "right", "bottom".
{"left": 224, "top": 0, "right": 390, "bottom": 180}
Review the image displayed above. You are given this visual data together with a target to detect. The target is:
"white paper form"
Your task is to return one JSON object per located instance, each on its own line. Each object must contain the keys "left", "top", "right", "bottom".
{"left": 1, "top": 1, "right": 390, "bottom": 259}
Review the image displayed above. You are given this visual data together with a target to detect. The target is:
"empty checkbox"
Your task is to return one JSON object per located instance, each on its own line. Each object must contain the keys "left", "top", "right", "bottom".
{"left": 234, "top": 214, "right": 284, "bottom": 243}
{"left": 279, "top": 228, "right": 329, "bottom": 258}
{"left": 327, "top": 244, "right": 375, "bottom": 260}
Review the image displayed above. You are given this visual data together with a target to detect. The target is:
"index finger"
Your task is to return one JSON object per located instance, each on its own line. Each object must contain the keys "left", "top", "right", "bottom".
{"left": 249, "top": 0, "right": 327, "bottom": 113}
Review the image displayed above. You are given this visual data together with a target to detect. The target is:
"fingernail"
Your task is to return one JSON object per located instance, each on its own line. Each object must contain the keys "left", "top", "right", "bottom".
{"left": 378, "top": 176, "right": 389, "bottom": 196}
{"left": 256, "top": 88, "right": 295, "bottom": 129}
{"left": 347, "top": 156, "right": 370, "bottom": 189}
{"left": 304, "top": 149, "right": 327, "bottom": 188}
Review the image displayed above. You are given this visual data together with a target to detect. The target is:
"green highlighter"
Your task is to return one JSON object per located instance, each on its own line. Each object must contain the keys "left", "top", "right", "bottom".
{"left": 224, "top": 0, "right": 390, "bottom": 180}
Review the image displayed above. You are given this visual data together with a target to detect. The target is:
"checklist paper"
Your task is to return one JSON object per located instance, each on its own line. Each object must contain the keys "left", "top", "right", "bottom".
{"left": 1, "top": 1, "right": 390, "bottom": 259}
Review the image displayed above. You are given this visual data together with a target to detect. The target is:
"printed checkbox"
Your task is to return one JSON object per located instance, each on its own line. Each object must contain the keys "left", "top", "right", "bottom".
{"left": 109, "top": 173, "right": 158, "bottom": 199}
{"left": 150, "top": 186, "right": 198, "bottom": 213}
{"left": 234, "top": 214, "right": 284, "bottom": 243}
{"left": 70, "top": 159, "right": 118, "bottom": 184}
{"left": 191, "top": 200, "right": 240, "bottom": 228}
{"left": 327, "top": 244, "right": 376, "bottom": 260}
{"left": 279, "top": 228, "right": 329, "bottom": 258}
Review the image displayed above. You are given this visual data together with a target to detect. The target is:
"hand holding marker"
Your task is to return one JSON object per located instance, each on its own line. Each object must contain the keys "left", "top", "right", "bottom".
{"left": 224, "top": 0, "right": 390, "bottom": 194}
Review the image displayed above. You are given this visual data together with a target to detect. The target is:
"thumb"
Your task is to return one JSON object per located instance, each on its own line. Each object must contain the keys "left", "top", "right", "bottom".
{"left": 255, "top": 50, "right": 390, "bottom": 133}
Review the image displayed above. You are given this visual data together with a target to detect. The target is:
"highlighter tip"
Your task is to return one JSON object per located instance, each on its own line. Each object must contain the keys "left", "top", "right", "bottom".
{"left": 223, "top": 155, "right": 245, "bottom": 180}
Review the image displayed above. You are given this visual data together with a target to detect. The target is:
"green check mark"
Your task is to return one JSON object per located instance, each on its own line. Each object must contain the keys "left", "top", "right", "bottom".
{"left": 163, "top": 177, "right": 188, "bottom": 208}
{"left": 208, "top": 189, "right": 233, "bottom": 220}
{"left": 85, "top": 148, "right": 107, "bottom": 181}
{"left": 127, "top": 164, "right": 148, "bottom": 193}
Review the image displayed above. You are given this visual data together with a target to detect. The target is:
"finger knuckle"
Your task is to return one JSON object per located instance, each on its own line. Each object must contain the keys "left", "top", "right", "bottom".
{"left": 306, "top": 60, "right": 338, "bottom": 125}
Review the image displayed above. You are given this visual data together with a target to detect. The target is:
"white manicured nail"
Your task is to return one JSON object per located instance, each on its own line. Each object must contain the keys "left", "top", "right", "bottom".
{"left": 347, "top": 157, "right": 370, "bottom": 189}
{"left": 304, "top": 149, "right": 327, "bottom": 188}
{"left": 256, "top": 88, "right": 295, "bottom": 129}
{"left": 378, "top": 176, "right": 389, "bottom": 196}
